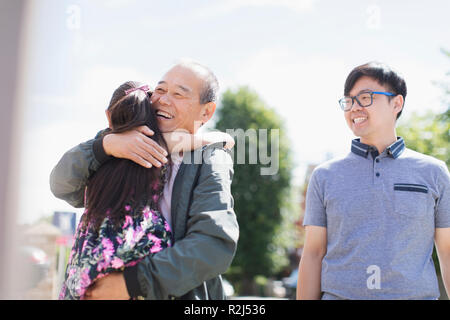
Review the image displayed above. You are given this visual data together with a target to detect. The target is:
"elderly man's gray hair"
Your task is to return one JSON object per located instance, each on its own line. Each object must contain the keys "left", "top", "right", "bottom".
{"left": 175, "top": 59, "right": 219, "bottom": 104}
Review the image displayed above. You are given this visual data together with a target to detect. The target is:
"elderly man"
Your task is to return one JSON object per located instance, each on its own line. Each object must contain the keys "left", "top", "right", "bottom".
{"left": 50, "top": 61, "right": 239, "bottom": 300}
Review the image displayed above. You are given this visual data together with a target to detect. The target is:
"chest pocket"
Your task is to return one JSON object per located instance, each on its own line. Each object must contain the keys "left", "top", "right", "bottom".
{"left": 393, "top": 183, "right": 430, "bottom": 218}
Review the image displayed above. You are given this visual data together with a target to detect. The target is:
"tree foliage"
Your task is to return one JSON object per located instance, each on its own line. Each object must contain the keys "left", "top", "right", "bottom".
{"left": 397, "top": 110, "right": 449, "bottom": 167}
{"left": 397, "top": 48, "right": 449, "bottom": 167}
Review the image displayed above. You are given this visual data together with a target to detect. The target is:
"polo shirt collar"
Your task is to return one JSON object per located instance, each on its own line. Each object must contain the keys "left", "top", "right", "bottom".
{"left": 351, "top": 137, "right": 405, "bottom": 159}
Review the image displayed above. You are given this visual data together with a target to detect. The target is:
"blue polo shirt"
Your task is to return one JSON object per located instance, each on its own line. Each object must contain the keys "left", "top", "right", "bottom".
{"left": 303, "top": 137, "right": 450, "bottom": 299}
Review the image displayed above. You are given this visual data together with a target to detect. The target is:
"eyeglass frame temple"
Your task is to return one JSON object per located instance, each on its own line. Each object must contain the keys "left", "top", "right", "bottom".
{"left": 339, "top": 91, "right": 396, "bottom": 111}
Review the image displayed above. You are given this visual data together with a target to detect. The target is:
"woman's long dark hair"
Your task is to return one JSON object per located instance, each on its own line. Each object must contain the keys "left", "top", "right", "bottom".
{"left": 82, "top": 81, "right": 171, "bottom": 231}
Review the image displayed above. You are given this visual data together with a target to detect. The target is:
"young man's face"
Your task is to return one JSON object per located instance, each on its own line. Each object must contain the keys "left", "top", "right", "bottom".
{"left": 151, "top": 65, "right": 213, "bottom": 134}
{"left": 344, "top": 76, "right": 402, "bottom": 142}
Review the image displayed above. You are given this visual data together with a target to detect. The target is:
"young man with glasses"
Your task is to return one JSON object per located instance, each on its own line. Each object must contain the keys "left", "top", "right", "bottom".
{"left": 297, "top": 62, "right": 450, "bottom": 300}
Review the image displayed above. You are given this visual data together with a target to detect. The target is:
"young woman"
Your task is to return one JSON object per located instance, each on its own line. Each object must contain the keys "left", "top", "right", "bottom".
{"left": 59, "top": 81, "right": 233, "bottom": 299}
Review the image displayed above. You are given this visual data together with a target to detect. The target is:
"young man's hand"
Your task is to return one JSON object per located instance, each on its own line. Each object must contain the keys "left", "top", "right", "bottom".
{"left": 103, "top": 126, "right": 168, "bottom": 168}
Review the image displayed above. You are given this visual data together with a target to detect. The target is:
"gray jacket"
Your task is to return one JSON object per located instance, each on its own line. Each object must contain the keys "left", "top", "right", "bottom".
{"left": 49, "top": 133, "right": 239, "bottom": 300}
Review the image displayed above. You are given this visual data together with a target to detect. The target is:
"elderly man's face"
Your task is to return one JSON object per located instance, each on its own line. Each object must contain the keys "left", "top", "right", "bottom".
{"left": 151, "top": 65, "right": 207, "bottom": 134}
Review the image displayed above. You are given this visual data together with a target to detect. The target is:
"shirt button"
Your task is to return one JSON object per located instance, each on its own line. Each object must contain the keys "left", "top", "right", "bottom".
{"left": 376, "top": 172, "right": 380, "bottom": 177}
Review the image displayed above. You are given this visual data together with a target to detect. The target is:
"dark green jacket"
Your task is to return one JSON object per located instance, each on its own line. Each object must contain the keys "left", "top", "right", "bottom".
{"left": 49, "top": 132, "right": 239, "bottom": 300}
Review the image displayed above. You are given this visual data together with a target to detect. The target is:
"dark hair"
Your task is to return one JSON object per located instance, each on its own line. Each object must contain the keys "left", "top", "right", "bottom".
{"left": 82, "top": 81, "right": 170, "bottom": 231}
{"left": 344, "top": 62, "right": 407, "bottom": 119}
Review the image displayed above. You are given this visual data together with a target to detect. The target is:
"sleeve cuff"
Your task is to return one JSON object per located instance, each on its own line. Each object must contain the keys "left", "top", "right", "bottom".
{"left": 92, "top": 136, "right": 113, "bottom": 165}
{"left": 123, "top": 264, "right": 144, "bottom": 298}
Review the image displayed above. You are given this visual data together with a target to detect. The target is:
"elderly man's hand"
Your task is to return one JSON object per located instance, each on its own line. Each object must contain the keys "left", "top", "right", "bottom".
{"left": 84, "top": 272, "right": 131, "bottom": 300}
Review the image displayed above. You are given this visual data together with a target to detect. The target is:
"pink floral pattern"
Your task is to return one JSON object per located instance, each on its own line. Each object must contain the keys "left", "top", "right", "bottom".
{"left": 59, "top": 205, "right": 172, "bottom": 300}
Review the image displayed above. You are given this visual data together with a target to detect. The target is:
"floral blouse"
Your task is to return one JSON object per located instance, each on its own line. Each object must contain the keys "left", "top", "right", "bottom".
{"left": 59, "top": 204, "right": 172, "bottom": 300}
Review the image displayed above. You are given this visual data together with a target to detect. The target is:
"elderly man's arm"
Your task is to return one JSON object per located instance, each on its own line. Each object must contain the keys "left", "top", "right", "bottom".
{"left": 49, "top": 126, "right": 168, "bottom": 207}
{"left": 49, "top": 130, "right": 110, "bottom": 207}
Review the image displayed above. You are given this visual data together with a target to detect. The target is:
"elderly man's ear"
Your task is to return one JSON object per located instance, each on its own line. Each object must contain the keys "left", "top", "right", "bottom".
{"left": 105, "top": 109, "right": 112, "bottom": 129}
{"left": 200, "top": 102, "right": 216, "bottom": 125}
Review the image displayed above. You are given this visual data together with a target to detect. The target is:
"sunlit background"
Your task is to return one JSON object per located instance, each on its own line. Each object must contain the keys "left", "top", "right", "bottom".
{"left": 2, "top": 0, "right": 449, "bottom": 299}
{"left": 19, "top": 0, "right": 450, "bottom": 224}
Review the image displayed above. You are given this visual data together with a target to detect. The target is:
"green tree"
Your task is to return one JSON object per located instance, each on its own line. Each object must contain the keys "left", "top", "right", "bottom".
{"left": 397, "top": 48, "right": 449, "bottom": 165}
{"left": 397, "top": 110, "right": 449, "bottom": 166}
{"left": 214, "top": 87, "right": 293, "bottom": 295}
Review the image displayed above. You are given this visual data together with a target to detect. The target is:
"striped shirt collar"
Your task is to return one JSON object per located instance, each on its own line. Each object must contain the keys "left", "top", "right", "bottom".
{"left": 351, "top": 137, "right": 405, "bottom": 159}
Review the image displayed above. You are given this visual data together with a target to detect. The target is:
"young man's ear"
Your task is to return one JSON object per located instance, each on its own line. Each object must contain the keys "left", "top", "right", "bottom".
{"left": 392, "top": 95, "right": 404, "bottom": 118}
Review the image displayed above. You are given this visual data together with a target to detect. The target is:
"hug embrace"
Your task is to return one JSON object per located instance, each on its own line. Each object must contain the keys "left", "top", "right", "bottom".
{"left": 50, "top": 60, "right": 450, "bottom": 300}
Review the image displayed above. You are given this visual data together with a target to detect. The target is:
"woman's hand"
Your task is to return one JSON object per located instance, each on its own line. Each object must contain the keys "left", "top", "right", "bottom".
{"left": 163, "top": 130, "right": 235, "bottom": 154}
{"left": 103, "top": 126, "right": 168, "bottom": 168}
{"left": 201, "top": 131, "right": 235, "bottom": 149}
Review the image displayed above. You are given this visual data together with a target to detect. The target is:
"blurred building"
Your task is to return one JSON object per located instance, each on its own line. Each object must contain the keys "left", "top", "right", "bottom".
{"left": 22, "top": 221, "right": 61, "bottom": 299}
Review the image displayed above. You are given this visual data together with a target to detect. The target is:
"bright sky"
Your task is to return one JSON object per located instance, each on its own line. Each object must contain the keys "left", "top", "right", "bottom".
{"left": 17, "top": 0, "right": 450, "bottom": 224}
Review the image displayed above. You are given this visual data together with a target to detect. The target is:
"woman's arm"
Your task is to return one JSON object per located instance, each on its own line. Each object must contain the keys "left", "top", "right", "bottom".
{"left": 163, "top": 131, "right": 235, "bottom": 154}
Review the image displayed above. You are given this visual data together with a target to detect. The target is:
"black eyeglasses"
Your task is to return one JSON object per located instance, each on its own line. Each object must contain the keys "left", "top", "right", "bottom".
{"left": 339, "top": 91, "right": 395, "bottom": 112}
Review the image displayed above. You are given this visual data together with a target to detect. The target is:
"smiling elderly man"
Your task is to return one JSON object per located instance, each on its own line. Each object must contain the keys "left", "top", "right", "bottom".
{"left": 50, "top": 61, "right": 239, "bottom": 300}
